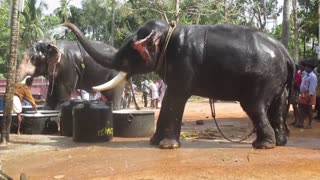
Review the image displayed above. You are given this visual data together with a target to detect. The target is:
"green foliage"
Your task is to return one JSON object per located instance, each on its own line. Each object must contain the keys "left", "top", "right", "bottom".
{"left": 271, "top": 0, "right": 319, "bottom": 58}
{"left": 0, "top": 0, "right": 10, "bottom": 77}
{"left": 0, "top": 0, "right": 318, "bottom": 76}
{"left": 54, "top": 0, "right": 72, "bottom": 23}
{"left": 20, "top": 0, "right": 48, "bottom": 47}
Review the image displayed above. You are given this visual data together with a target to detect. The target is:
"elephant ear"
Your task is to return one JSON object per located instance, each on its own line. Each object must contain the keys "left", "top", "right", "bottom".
{"left": 47, "top": 44, "right": 62, "bottom": 77}
{"left": 133, "top": 30, "right": 161, "bottom": 65}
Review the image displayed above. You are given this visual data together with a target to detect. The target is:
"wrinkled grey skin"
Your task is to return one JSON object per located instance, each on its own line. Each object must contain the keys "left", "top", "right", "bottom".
{"left": 16, "top": 40, "right": 124, "bottom": 110}
{"left": 65, "top": 20, "right": 294, "bottom": 149}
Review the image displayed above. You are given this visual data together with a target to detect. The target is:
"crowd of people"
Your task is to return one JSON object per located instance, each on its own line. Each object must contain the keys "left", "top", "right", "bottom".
{"left": 141, "top": 79, "right": 166, "bottom": 109}
{"left": 291, "top": 60, "right": 319, "bottom": 129}
{"left": 125, "top": 78, "right": 167, "bottom": 109}
{"left": 119, "top": 78, "right": 167, "bottom": 109}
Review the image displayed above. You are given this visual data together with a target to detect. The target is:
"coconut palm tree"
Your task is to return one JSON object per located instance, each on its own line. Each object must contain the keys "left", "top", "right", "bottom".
{"left": 54, "top": 0, "right": 72, "bottom": 23}
{"left": 1, "top": 0, "right": 20, "bottom": 145}
{"left": 20, "top": 0, "right": 48, "bottom": 47}
{"left": 282, "top": 0, "right": 290, "bottom": 48}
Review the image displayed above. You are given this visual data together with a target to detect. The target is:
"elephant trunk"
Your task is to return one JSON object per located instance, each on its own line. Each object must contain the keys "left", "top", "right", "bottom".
{"left": 63, "top": 23, "right": 116, "bottom": 69}
{"left": 16, "top": 53, "right": 36, "bottom": 82}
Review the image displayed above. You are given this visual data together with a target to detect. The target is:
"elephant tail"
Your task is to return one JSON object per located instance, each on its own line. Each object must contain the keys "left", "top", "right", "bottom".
{"left": 284, "top": 56, "right": 295, "bottom": 136}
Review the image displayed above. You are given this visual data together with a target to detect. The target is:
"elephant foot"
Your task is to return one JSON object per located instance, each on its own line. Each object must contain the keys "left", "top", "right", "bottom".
{"left": 150, "top": 132, "right": 163, "bottom": 146}
{"left": 0, "top": 138, "right": 7, "bottom": 147}
{"left": 159, "top": 138, "right": 180, "bottom": 149}
{"left": 275, "top": 129, "right": 287, "bottom": 146}
{"left": 252, "top": 138, "right": 275, "bottom": 149}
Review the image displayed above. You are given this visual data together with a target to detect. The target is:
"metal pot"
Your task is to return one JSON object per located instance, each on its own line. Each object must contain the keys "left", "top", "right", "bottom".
{"left": 112, "top": 110, "right": 155, "bottom": 137}
{"left": 22, "top": 105, "right": 45, "bottom": 113}
{"left": 24, "top": 110, "right": 60, "bottom": 114}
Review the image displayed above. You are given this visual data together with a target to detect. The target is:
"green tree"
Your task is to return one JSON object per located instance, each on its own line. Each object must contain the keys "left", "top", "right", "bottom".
{"left": 54, "top": 0, "right": 72, "bottom": 23}
{"left": 236, "top": 0, "right": 281, "bottom": 31}
{"left": 1, "top": 0, "right": 20, "bottom": 145}
{"left": 0, "top": 0, "right": 10, "bottom": 77}
{"left": 298, "top": 0, "right": 319, "bottom": 57}
{"left": 20, "top": 0, "right": 48, "bottom": 47}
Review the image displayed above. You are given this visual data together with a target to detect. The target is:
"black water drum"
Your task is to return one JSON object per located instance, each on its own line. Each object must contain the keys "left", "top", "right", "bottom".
{"left": 60, "top": 99, "right": 84, "bottom": 136}
{"left": 72, "top": 101, "right": 113, "bottom": 142}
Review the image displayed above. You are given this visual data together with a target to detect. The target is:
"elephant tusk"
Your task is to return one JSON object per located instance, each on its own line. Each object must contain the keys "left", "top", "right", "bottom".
{"left": 20, "top": 75, "right": 32, "bottom": 84}
{"left": 92, "top": 71, "right": 127, "bottom": 92}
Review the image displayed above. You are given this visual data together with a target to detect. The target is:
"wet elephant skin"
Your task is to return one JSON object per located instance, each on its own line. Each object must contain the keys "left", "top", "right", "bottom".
{"left": 17, "top": 40, "right": 124, "bottom": 110}
{"left": 65, "top": 20, "right": 295, "bottom": 149}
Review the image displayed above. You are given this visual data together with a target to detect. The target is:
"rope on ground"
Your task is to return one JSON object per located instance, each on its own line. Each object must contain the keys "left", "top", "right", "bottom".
{"left": 209, "top": 99, "right": 255, "bottom": 143}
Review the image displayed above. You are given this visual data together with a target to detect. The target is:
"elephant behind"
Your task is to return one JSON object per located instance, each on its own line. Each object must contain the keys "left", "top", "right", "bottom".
{"left": 17, "top": 40, "right": 124, "bottom": 110}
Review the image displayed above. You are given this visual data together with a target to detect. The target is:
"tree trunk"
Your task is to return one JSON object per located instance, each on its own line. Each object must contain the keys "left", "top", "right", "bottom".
{"left": 303, "top": 36, "right": 306, "bottom": 58}
{"left": 224, "top": 0, "right": 227, "bottom": 23}
{"left": 1, "top": 0, "right": 20, "bottom": 144}
{"left": 110, "top": 0, "right": 115, "bottom": 46}
{"left": 311, "top": 38, "right": 315, "bottom": 53}
{"left": 281, "top": 0, "right": 290, "bottom": 48}
{"left": 175, "top": 0, "right": 180, "bottom": 23}
{"left": 318, "top": 0, "right": 320, "bottom": 59}
{"left": 292, "top": 0, "right": 299, "bottom": 62}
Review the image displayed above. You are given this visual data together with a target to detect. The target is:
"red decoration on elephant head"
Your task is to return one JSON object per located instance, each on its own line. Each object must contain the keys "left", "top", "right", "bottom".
{"left": 133, "top": 30, "right": 160, "bottom": 65}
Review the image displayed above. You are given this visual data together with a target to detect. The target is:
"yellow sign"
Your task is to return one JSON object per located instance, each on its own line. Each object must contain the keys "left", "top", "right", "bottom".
{"left": 97, "top": 127, "right": 113, "bottom": 136}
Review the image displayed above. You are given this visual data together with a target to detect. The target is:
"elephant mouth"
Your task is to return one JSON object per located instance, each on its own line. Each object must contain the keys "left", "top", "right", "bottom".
{"left": 92, "top": 71, "right": 127, "bottom": 92}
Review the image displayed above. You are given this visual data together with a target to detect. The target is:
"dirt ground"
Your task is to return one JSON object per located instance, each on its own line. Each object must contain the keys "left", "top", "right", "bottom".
{"left": 1, "top": 100, "right": 320, "bottom": 180}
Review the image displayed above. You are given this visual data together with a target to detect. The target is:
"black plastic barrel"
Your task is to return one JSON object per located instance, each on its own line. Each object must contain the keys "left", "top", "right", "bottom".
{"left": 72, "top": 101, "right": 113, "bottom": 142}
{"left": 60, "top": 99, "right": 84, "bottom": 136}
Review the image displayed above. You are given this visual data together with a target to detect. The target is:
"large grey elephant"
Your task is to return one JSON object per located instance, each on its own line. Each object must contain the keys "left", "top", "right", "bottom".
{"left": 65, "top": 20, "right": 294, "bottom": 149}
{"left": 16, "top": 40, "right": 124, "bottom": 110}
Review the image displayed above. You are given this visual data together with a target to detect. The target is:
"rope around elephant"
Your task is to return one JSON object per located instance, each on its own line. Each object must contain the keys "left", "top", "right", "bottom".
{"left": 209, "top": 99, "right": 256, "bottom": 143}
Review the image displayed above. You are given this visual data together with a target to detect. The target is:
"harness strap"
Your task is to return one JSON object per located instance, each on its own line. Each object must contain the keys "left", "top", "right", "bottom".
{"left": 155, "top": 22, "right": 177, "bottom": 73}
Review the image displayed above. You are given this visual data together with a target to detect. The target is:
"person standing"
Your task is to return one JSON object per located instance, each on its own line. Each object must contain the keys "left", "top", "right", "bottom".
{"left": 13, "top": 76, "right": 38, "bottom": 134}
{"left": 158, "top": 79, "right": 167, "bottom": 107}
{"left": 122, "top": 82, "right": 132, "bottom": 108}
{"left": 141, "top": 78, "right": 149, "bottom": 108}
{"left": 315, "top": 64, "right": 320, "bottom": 120}
{"left": 76, "top": 89, "right": 90, "bottom": 101}
{"left": 149, "top": 80, "right": 159, "bottom": 109}
{"left": 290, "top": 64, "right": 302, "bottom": 126}
{"left": 296, "top": 63, "right": 317, "bottom": 129}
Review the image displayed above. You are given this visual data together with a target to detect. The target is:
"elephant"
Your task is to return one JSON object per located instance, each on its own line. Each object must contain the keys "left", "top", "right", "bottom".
{"left": 64, "top": 20, "right": 295, "bottom": 149}
{"left": 16, "top": 40, "right": 124, "bottom": 110}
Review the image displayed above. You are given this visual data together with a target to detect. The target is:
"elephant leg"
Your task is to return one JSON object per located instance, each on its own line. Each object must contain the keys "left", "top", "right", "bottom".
{"left": 268, "top": 91, "right": 288, "bottom": 146}
{"left": 150, "top": 90, "right": 189, "bottom": 149}
{"left": 240, "top": 101, "right": 276, "bottom": 149}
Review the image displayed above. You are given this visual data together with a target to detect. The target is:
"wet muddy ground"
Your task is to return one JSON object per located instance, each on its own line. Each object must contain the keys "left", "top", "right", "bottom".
{"left": 1, "top": 101, "right": 320, "bottom": 179}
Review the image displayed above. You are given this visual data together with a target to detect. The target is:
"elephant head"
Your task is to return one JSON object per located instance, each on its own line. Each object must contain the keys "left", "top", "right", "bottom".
{"left": 17, "top": 41, "right": 62, "bottom": 82}
{"left": 64, "top": 20, "right": 170, "bottom": 91}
